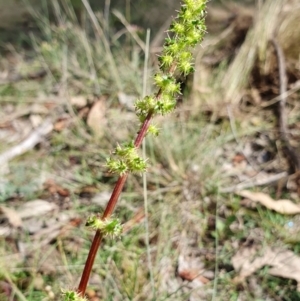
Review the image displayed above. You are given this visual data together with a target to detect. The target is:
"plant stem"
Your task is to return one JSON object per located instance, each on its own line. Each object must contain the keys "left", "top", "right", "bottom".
{"left": 77, "top": 174, "right": 128, "bottom": 294}
{"left": 68, "top": 0, "right": 208, "bottom": 297}
{"left": 77, "top": 109, "right": 155, "bottom": 295}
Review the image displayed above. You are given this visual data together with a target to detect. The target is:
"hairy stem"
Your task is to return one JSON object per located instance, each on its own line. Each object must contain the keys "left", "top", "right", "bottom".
{"left": 77, "top": 174, "right": 128, "bottom": 294}
{"left": 77, "top": 61, "right": 177, "bottom": 293}
{"left": 77, "top": 106, "right": 157, "bottom": 296}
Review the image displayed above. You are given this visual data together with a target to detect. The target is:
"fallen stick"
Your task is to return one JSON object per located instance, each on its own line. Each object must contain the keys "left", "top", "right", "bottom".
{"left": 271, "top": 37, "right": 300, "bottom": 171}
{"left": 0, "top": 118, "right": 53, "bottom": 165}
{"left": 220, "top": 171, "right": 288, "bottom": 193}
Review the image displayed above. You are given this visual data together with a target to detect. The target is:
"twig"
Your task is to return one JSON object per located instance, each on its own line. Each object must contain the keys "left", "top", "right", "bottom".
{"left": 0, "top": 69, "right": 47, "bottom": 86}
{"left": 112, "top": 10, "right": 146, "bottom": 51}
{"left": 0, "top": 119, "right": 53, "bottom": 166}
{"left": 220, "top": 171, "right": 288, "bottom": 193}
{"left": 260, "top": 80, "right": 300, "bottom": 108}
{"left": 271, "top": 37, "right": 300, "bottom": 171}
{"left": 3, "top": 270, "right": 27, "bottom": 301}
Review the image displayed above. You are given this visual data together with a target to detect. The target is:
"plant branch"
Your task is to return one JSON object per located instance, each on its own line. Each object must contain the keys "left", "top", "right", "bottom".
{"left": 77, "top": 85, "right": 165, "bottom": 296}
{"left": 77, "top": 174, "right": 128, "bottom": 294}
{"left": 73, "top": 1, "right": 208, "bottom": 298}
{"left": 271, "top": 37, "right": 300, "bottom": 171}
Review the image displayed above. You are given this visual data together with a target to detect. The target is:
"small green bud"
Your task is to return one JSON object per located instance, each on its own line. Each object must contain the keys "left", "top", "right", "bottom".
{"left": 106, "top": 158, "right": 128, "bottom": 175}
{"left": 107, "top": 142, "right": 147, "bottom": 175}
{"left": 154, "top": 73, "right": 166, "bottom": 87}
{"left": 163, "top": 40, "right": 182, "bottom": 56}
{"left": 159, "top": 93, "right": 177, "bottom": 114}
{"left": 61, "top": 290, "right": 88, "bottom": 301}
{"left": 127, "top": 156, "right": 147, "bottom": 173}
{"left": 170, "top": 21, "right": 185, "bottom": 35}
{"left": 147, "top": 124, "right": 160, "bottom": 136}
{"left": 138, "top": 114, "right": 147, "bottom": 123}
{"left": 114, "top": 141, "right": 135, "bottom": 158}
{"left": 178, "top": 60, "right": 194, "bottom": 76}
{"left": 179, "top": 6, "right": 194, "bottom": 21}
{"left": 178, "top": 51, "right": 193, "bottom": 61}
{"left": 184, "top": 0, "right": 206, "bottom": 13}
{"left": 86, "top": 216, "right": 123, "bottom": 238}
{"left": 135, "top": 96, "right": 156, "bottom": 118}
{"left": 159, "top": 54, "right": 174, "bottom": 69}
{"left": 185, "top": 28, "right": 203, "bottom": 46}
{"left": 154, "top": 74, "right": 180, "bottom": 95}
{"left": 184, "top": 0, "right": 198, "bottom": 10}
{"left": 163, "top": 80, "right": 181, "bottom": 95}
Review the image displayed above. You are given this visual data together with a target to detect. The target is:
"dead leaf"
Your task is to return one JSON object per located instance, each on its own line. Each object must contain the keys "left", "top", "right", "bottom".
{"left": 0, "top": 253, "right": 23, "bottom": 270}
{"left": 30, "top": 103, "right": 49, "bottom": 115}
{"left": 232, "top": 153, "right": 246, "bottom": 165}
{"left": 17, "top": 200, "right": 58, "bottom": 219}
{"left": 54, "top": 118, "right": 70, "bottom": 132}
{"left": 0, "top": 281, "right": 15, "bottom": 301}
{"left": 79, "top": 185, "right": 99, "bottom": 197}
{"left": 22, "top": 219, "right": 44, "bottom": 234}
{"left": 86, "top": 289, "right": 97, "bottom": 299}
{"left": 78, "top": 106, "right": 90, "bottom": 119}
{"left": 178, "top": 254, "right": 210, "bottom": 286}
{"left": 43, "top": 179, "right": 70, "bottom": 197}
{"left": 232, "top": 245, "right": 265, "bottom": 280}
{"left": 29, "top": 114, "right": 43, "bottom": 127}
{"left": 70, "top": 95, "right": 87, "bottom": 108}
{"left": 87, "top": 98, "right": 107, "bottom": 137}
{"left": 117, "top": 92, "right": 136, "bottom": 111}
{"left": 0, "top": 118, "right": 53, "bottom": 165}
{"left": 26, "top": 245, "right": 63, "bottom": 275}
{"left": 237, "top": 190, "right": 300, "bottom": 214}
{"left": 24, "top": 214, "right": 80, "bottom": 247}
{"left": 32, "top": 274, "right": 44, "bottom": 290}
{"left": 158, "top": 256, "right": 183, "bottom": 297}
{"left": 0, "top": 206, "right": 22, "bottom": 228}
{"left": 250, "top": 88, "right": 262, "bottom": 106}
{"left": 0, "top": 226, "right": 11, "bottom": 236}
{"left": 232, "top": 246, "right": 300, "bottom": 291}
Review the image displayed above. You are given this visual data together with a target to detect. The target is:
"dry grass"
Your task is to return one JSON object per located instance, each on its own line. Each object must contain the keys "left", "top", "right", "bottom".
{"left": 0, "top": 0, "right": 300, "bottom": 300}
{"left": 193, "top": 0, "right": 300, "bottom": 107}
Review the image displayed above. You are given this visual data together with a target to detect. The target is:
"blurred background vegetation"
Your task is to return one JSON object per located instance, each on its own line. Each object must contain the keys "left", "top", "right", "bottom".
{"left": 0, "top": 0, "right": 300, "bottom": 300}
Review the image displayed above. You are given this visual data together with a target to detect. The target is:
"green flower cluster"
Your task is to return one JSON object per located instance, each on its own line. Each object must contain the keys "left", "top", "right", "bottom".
{"left": 61, "top": 290, "right": 88, "bottom": 301}
{"left": 106, "top": 141, "right": 147, "bottom": 175}
{"left": 135, "top": 0, "right": 207, "bottom": 123}
{"left": 85, "top": 216, "right": 122, "bottom": 238}
{"left": 107, "top": 0, "right": 206, "bottom": 176}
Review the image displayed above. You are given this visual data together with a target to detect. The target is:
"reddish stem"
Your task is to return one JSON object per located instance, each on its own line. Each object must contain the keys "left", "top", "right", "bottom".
{"left": 134, "top": 111, "right": 153, "bottom": 148}
{"left": 77, "top": 112, "right": 153, "bottom": 296}
{"left": 77, "top": 64, "right": 176, "bottom": 296}
{"left": 77, "top": 174, "right": 128, "bottom": 294}
{"left": 77, "top": 230, "right": 103, "bottom": 294}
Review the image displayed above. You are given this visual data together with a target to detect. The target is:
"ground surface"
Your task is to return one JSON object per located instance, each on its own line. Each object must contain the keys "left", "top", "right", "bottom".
{"left": 0, "top": 0, "right": 300, "bottom": 300}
